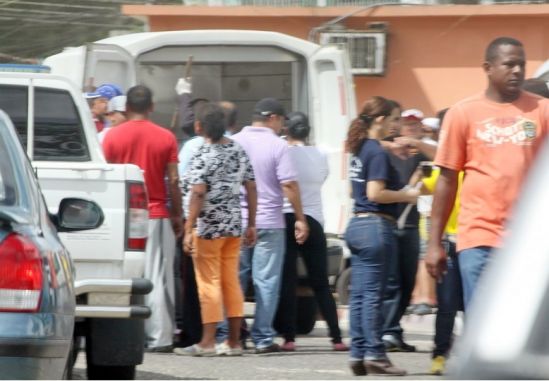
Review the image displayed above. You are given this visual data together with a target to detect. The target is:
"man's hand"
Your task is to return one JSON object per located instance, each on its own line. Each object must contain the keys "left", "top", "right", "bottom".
{"left": 171, "top": 217, "right": 183, "bottom": 238}
{"left": 425, "top": 241, "right": 447, "bottom": 282}
{"left": 294, "top": 220, "right": 309, "bottom": 245}
{"left": 175, "top": 77, "right": 192, "bottom": 95}
{"left": 244, "top": 227, "right": 257, "bottom": 247}
{"left": 183, "top": 232, "right": 194, "bottom": 256}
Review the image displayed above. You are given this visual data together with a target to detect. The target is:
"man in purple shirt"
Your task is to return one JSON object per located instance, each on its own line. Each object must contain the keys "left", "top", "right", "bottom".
{"left": 232, "top": 98, "right": 309, "bottom": 353}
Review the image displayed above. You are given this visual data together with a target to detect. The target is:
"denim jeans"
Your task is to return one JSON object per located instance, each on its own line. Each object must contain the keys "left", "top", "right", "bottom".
{"left": 239, "top": 228, "right": 286, "bottom": 349}
{"left": 458, "top": 246, "right": 493, "bottom": 310}
{"left": 382, "top": 227, "right": 420, "bottom": 339}
{"left": 345, "top": 215, "right": 395, "bottom": 360}
{"left": 433, "top": 239, "right": 464, "bottom": 358}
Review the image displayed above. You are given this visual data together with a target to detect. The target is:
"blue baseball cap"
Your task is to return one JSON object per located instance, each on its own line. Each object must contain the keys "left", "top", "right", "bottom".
{"left": 96, "top": 84, "right": 123, "bottom": 100}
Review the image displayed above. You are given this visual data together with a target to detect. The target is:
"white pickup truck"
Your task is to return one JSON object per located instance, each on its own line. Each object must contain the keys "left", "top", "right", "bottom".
{"left": 0, "top": 68, "right": 151, "bottom": 379}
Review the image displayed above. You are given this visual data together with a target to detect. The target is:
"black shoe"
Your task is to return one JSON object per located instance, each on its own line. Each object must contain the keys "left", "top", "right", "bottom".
{"left": 350, "top": 360, "right": 367, "bottom": 376}
{"left": 240, "top": 327, "right": 250, "bottom": 350}
{"left": 145, "top": 345, "right": 173, "bottom": 353}
{"left": 255, "top": 343, "right": 280, "bottom": 354}
{"left": 365, "top": 359, "right": 407, "bottom": 376}
{"left": 383, "top": 335, "right": 416, "bottom": 352}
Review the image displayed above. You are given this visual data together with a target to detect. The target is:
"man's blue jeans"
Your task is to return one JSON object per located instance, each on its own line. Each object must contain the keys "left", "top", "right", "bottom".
{"left": 345, "top": 215, "right": 395, "bottom": 360}
{"left": 239, "top": 228, "right": 286, "bottom": 349}
{"left": 433, "top": 239, "right": 464, "bottom": 358}
{"left": 382, "top": 227, "right": 420, "bottom": 340}
{"left": 458, "top": 246, "right": 493, "bottom": 310}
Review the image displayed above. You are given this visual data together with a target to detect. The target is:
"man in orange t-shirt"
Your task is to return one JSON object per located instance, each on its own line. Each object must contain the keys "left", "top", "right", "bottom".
{"left": 426, "top": 37, "right": 549, "bottom": 310}
{"left": 103, "top": 85, "right": 183, "bottom": 351}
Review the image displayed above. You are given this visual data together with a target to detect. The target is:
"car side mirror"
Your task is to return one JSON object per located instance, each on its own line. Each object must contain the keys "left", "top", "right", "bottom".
{"left": 55, "top": 198, "right": 104, "bottom": 232}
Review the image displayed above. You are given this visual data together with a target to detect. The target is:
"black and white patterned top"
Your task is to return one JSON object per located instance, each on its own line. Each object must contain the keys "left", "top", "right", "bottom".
{"left": 185, "top": 140, "right": 255, "bottom": 239}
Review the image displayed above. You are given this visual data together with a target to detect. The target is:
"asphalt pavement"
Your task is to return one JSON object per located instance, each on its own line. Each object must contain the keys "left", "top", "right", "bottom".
{"left": 73, "top": 306, "right": 462, "bottom": 379}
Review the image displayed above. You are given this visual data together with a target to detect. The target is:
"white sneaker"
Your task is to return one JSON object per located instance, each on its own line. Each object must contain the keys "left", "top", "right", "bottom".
{"left": 216, "top": 341, "right": 243, "bottom": 356}
{"left": 173, "top": 344, "right": 216, "bottom": 357}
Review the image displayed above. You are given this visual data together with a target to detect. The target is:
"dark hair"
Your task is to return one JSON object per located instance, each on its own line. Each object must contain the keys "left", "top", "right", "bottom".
{"left": 522, "top": 78, "right": 549, "bottom": 98}
{"left": 346, "top": 96, "right": 396, "bottom": 155}
{"left": 196, "top": 102, "right": 226, "bottom": 142}
{"left": 485, "top": 37, "right": 523, "bottom": 63}
{"left": 126, "top": 85, "right": 153, "bottom": 113}
{"left": 286, "top": 111, "right": 310, "bottom": 141}
{"left": 436, "top": 108, "right": 449, "bottom": 124}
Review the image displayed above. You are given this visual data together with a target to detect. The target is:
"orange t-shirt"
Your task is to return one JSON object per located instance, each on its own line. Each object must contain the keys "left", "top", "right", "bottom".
{"left": 102, "top": 119, "right": 179, "bottom": 219}
{"left": 435, "top": 91, "right": 549, "bottom": 252}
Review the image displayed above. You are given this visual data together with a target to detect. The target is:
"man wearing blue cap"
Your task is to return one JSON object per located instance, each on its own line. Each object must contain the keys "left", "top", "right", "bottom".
{"left": 84, "top": 83, "right": 123, "bottom": 133}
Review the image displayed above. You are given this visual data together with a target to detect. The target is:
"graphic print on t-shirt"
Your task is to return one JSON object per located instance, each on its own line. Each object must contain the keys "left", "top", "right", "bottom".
{"left": 475, "top": 116, "right": 537, "bottom": 147}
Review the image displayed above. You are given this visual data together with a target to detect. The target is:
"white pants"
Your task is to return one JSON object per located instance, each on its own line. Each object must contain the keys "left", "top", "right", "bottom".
{"left": 144, "top": 218, "right": 176, "bottom": 348}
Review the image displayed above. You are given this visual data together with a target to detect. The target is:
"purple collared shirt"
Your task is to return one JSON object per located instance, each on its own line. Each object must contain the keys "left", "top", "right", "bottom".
{"left": 232, "top": 126, "right": 297, "bottom": 229}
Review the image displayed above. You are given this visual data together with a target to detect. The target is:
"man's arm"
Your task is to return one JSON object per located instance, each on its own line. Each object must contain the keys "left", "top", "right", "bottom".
{"left": 167, "top": 162, "right": 183, "bottom": 238}
{"left": 282, "top": 181, "right": 309, "bottom": 244}
{"left": 183, "top": 183, "right": 206, "bottom": 254}
{"left": 394, "top": 136, "right": 437, "bottom": 160}
{"left": 243, "top": 180, "right": 257, "bottom": 247}
{"left": 425, "top": 167, "right": 458, "bottom": 281}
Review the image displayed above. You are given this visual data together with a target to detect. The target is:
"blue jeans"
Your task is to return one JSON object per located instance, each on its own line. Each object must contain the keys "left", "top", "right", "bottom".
{"left": 458, "top": 246, "right": 493, "bottom": 310}
{"left": 433, "top": 239, "right": 464, "bottom": 358}
{"left": 239, "top": 228, "right": 286, "bottom": 349}
{"left": 382, "top": 227, "right": 420, "bottom": 339}
{"left": 345, "top": 215, "right": 395, "bottom": 360}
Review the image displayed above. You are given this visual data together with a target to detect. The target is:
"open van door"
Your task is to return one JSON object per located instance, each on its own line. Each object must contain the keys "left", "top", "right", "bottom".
{"left": 308, "top": 44, "right": 356, "bottom": 236}
{"left": 83, "top": 43, "right": 136, "bottom": 91}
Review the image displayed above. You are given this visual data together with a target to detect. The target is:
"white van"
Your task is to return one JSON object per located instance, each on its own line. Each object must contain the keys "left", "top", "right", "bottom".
{"left": 44, "top": 29, "right": 357, "bottom": 238}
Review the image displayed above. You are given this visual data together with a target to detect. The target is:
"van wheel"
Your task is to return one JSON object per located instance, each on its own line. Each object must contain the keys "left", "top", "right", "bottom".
{"left": 296, "top": 296, "right": 317, "bottom": 334}
{"left": 336, "top": 267, "right": 352, "bottom": 305}
{"left": 87, "top": 364, "right": 136, "bottom": 380}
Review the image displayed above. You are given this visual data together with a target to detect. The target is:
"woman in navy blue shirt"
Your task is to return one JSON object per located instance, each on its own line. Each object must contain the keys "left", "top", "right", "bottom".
{"left": 345, "top": 96, "right": 419, "bottom": 376}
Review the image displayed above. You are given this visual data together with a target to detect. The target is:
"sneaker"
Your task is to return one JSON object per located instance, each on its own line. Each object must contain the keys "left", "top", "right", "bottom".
{"left": 382, "top": 335, "right": 416, "bottom": 352}
{"left": 173, "top": 344, "right": 217, "bottom": 357}
{"left": 281, "top": 341, "right": 296, "bottom": 352}
{"left": 255, "top": 343, "right": 280, "bottom": 354}
{"left": 144, "top": 345, "right": 173, "bottom": 353}
{"left": 216, "top": 342, "right": 243, "bottom": 356}
{"left": 364, "top": 359, "right": 407, "bottom": 376}
{"left": 414, "top": 303, "right": 433, "bottom": 316}
{"left": 333, "top": 342, "right": 349, "bottom": 352}
{"left": 430, "top": 355, "right": 446, "bottom": 375}
{"left": 349, "top": 360, "right": 367, "bottom": 376}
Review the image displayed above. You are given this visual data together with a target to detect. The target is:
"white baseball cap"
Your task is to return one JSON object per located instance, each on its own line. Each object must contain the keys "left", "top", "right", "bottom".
{"left": 107, "top": 95, "right": 126, "bottom": 113}
{"left": 401, "top": 108, "right": 424, "bottom": 121}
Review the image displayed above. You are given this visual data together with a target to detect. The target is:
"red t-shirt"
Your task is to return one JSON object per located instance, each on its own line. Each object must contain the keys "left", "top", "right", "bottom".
{"left": 102, "top": 119, "right": 179, "bottom": 219}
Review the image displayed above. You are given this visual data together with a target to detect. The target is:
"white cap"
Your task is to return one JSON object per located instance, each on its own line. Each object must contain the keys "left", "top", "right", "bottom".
{"left": 107, "top": 95, "right": 126, "bottom": 113}
{"left": 422, "top": 117, "right": 440, "bottom": 130}
{"left": 401, "top": 108, "right": 424, "bottom": 120}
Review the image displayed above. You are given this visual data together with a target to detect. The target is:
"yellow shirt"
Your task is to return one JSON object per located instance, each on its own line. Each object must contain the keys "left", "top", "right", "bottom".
{"left": 422, "top": 168, "right": 463, "bottom": 236}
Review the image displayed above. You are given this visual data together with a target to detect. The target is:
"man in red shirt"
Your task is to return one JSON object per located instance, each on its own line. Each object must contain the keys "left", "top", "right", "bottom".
{"left": 103, "top": 85, "right": 183, "bottom": 351}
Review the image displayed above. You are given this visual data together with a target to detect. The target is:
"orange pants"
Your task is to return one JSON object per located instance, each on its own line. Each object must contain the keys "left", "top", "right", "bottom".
{"left": 193, "top": 235, "right": 244, "bottom": 324}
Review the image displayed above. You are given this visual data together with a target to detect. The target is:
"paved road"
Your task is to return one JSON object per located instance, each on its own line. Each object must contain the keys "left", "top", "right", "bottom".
{"left": 73, "top": 309, "right": 461, "bottom": 379}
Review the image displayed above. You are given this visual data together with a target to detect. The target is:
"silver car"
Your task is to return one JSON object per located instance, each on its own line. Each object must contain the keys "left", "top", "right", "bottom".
{"left": 0, "top": 111, "right": 103, "bottom": 379}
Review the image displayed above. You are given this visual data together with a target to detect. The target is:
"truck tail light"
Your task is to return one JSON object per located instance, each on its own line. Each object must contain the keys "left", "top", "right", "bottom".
{"left": 126, "top": 182, "right": 149, "bottom": 251}
{"left": 0, "top": 234, "right": 43, "bottom": 312}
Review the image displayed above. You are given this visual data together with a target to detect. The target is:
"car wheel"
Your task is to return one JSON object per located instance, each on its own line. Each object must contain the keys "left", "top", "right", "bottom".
{"left": 296, "top": 295, "right": 317, "bottom": 335}
{"left": 87, "top": 364, "right": 136, "bottom": 380}
{"left": 336, "top": 267, "right": 351, "bottom": 306}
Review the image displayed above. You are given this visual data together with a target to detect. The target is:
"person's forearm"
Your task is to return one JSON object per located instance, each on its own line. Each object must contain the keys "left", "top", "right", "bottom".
{"left": 370, "top": 188, "right": 413, "bottom": 204}
{"left": 184, "top": 191, "right": 204, "bottom": 233}
{"left": 244, "top": 181, "right": 257, "bottom": 228}
{"left": 169, "top": 181, "right": 183, "bottom": 219}
{"left": 416, "top": 139, "right": 437, "bottom": 160}
{"left": 282, "top": 181, "right": 306, "bottom": 222}
{"left": 428, "top": 169, "right": 458, "bottom": 244}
